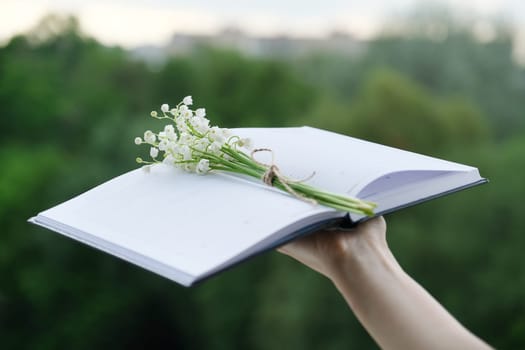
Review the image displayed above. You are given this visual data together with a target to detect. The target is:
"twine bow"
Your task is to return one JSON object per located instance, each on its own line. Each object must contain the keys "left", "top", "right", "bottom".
{"left": 250, "top": 148, "right": 317, "bottom": 205}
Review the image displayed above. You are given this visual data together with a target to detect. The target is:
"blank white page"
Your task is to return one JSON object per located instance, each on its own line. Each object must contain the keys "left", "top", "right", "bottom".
{"left": 36, "top": 164, "right": 336, "bottom": 279}
{"left": 235, "top": 127, "right": 477, "bottom": 196}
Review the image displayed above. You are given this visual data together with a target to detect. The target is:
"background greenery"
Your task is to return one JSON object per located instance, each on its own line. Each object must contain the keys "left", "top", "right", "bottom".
{"left": 1, "top": 12, "right": 524, "bottom": 349}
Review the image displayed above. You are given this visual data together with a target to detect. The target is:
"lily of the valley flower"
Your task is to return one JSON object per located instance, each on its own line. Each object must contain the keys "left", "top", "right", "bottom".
{"left": 183, "top": 95, "right": 193, "bottom": 105}
{"left": 134, "top": 96, "right": 376, "bottom": 216}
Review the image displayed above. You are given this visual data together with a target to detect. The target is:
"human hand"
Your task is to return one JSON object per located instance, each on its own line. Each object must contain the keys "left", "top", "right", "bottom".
{"left": 279, "top": 217, "right": 493, "bottom": 350}
{"left": 277, "top": 216, "right": 388, "bottom": 282}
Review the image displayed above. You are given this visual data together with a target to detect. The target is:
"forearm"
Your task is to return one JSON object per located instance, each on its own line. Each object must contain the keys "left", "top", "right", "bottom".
{"left": 330, "top": 238, "right": 491, "bottom": 350}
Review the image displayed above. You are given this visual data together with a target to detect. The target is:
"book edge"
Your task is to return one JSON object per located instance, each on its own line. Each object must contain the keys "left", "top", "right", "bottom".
{"left": 189, "top": 215, "right": 348, "bottom": 286}
{"left": 29, "top": 178, "right": 488, "bottom": 287}
{"left": 349, "top": 177, "right": 488, "bottom": 223}
{"left": 191, "top": 178, "right": 489, "bottom": 285}
{"left": 28, "top": 216, "right": 197, "bottom": 287}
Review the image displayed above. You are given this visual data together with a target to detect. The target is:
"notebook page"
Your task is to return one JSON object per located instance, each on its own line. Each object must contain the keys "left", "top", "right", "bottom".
{"left": 235, "top": 127, "right": 476, "bottom": 196}
{"left": 38, "top": 164, "right": 335, "bottom": 278}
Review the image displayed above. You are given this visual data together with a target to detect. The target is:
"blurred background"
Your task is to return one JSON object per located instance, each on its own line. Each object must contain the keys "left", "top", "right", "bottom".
{"left": 1, "top": 0, "right": 524, "bottom": 348}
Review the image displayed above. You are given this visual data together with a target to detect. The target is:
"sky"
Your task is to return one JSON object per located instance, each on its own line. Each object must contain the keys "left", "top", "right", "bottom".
{"left": 0, "top": 0, "right": 524, "bottom": 48}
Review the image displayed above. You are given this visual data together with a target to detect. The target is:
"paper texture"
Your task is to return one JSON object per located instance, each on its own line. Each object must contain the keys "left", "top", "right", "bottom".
{"left": 38, "top": 164, "right": 337, "bottom": 278}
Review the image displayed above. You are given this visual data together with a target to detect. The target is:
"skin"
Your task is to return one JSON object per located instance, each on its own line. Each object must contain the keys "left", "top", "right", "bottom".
{"left": 277, "top": 216, "right": 492, "bottom": 350}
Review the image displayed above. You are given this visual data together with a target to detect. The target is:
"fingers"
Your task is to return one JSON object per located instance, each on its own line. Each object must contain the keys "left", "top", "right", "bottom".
{"left": 276, "top": 216, "right": 386, "bottom": 256}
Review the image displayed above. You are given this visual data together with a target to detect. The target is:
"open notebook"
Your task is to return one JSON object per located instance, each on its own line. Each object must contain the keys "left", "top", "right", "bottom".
{"left": 30, "top": 127, "right": 486, "bottom": 286}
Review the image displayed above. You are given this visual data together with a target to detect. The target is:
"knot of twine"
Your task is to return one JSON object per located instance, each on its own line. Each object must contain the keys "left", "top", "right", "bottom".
{"left": 250, "top": 148, "right": 317, "bottom": 205}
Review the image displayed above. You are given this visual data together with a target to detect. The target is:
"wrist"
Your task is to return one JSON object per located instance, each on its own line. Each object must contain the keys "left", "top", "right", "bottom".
{"left": 328, "top": 234, "right": 403, "bottom": 286}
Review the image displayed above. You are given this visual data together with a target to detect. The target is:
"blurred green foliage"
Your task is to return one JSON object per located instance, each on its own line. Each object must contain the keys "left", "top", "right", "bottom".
{"left": 1, "top": 13, "right": 524, "bottom": 349}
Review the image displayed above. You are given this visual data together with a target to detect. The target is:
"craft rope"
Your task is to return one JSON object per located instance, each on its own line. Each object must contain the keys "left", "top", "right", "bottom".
{"left": 250, "top": 148, "right": 317, "bottom": 205}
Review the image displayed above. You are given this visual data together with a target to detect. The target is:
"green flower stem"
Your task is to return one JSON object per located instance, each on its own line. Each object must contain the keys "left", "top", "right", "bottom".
{"left": 139, "top": 99, "right": 375, "bottom": 217}
{"left": 191, "top": 149, "right": 260, "bottom": 177}
{"left": 213, "top": 147, "right": 374, "bottom": 216}
{"left": 175, "top": 136, "right": 373, "bottom": 216}
{"left": 221, "top": 145, "right": 266, "bottom": 172}
{"left": 280, "top": 181, "right": 375, "bottom": 215}
{"left": 212, "top": 163, "right": 374, "bottom": 216}
{"left": 290, "top": 182, "right": 375, "bottom": 209}
{"left": 185, "top": 120, "right": 205, "bottom": 138}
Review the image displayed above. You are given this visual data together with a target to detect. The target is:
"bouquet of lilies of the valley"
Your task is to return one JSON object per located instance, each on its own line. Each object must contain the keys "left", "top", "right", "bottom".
{"left": 135, "top": 96, "right": 376, "bottom": 216}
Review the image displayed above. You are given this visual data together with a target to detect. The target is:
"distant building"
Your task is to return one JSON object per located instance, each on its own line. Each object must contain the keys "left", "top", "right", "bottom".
{"left": 131, "top": 28, "right": 366, "bottom": 64}
{"left": 167, "top": 28, "right": 366, "bottom": 58}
